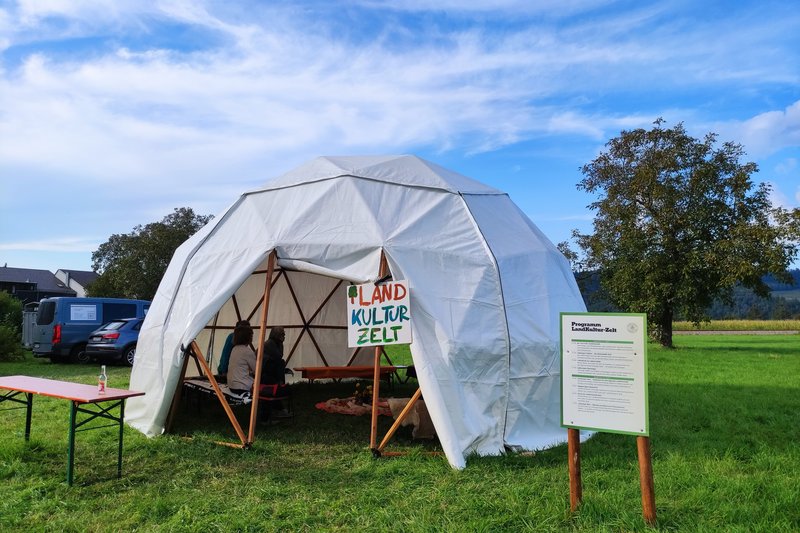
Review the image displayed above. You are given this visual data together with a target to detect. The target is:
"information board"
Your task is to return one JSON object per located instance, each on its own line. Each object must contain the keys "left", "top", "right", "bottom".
{"left": 347, "top": 280, "right": 412, "bottom": 347}
{"left": 561, "top": 312, "right": 648, "bottom": 436}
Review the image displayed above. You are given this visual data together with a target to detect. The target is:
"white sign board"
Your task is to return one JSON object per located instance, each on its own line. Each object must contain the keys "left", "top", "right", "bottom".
{"left": 561, "top": 313, "right": 648, "bottom": 436}
{"left": 347, "top": 280, "right": 412, "bottom": 347}
{"left": 70, "top": 304, "right": 97, "bottom": 321}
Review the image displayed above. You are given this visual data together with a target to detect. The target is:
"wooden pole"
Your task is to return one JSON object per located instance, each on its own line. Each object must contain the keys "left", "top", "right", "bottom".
{"left": 369, "top": 251, "right": 389, "bottom": 452}
{"left": 637, "top": 436, "right": 657, "bottom": 525}
{"left": 568, "top": 428, "right": 582, "bottom": 512}
{"left": 377, "top": 387, "right": 422, "bottom": 452}
{"left": 214, "top": 440, "right": 248, "bottom": 449}
{"left": 206, "top": 311, "right": 220, "bottom": 370}
{"left": 190, "top": 341, "right": 248, "bottom": 446}
{"left": 248, "top": 250, "right": 277, "bottom": 445}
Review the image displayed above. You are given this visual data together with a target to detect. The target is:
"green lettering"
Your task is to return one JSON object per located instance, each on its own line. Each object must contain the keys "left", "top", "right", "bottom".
{"left": 369, "top": 327, "right": 381, "bottom": 343}
{"left": 383, "top": 325, "right": 402, "bottom": 343}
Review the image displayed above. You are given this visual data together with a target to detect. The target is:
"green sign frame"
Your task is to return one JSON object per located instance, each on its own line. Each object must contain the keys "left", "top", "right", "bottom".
{"left": 560, "top": 312, "right": 649, "bottom": 436}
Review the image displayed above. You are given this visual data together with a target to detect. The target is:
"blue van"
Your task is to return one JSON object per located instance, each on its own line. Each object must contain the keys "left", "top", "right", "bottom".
{"left": 32, "top": 297, "right": 150, "bottom": 363}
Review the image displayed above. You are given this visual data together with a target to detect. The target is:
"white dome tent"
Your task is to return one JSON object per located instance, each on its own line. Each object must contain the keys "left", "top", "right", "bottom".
{"left": 126, "top": 155, "right": 586, "bottom": 468}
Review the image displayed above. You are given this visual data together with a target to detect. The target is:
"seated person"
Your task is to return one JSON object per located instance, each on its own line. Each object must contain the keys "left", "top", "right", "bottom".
{"left": 261, "top": 326, "right": 292, "bottom": 417}
{"left": 262, "top": 326, "right": 288, "bottom": 384}
{"left": 227, "top": 325, "right": 256, "bottom": 395}
{"left": 217, "top": 319, "right": 251, "bottom": 383}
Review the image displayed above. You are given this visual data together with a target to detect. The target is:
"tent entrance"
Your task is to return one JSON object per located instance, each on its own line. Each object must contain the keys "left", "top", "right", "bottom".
{"left": 166, "top": 251, "right": 280, "bottom": 447}
{"left": 190, "top": 255, "right": 395, "bottom": 378}
{"left": 166, "top": 251, "right": 413, "bottom": 450}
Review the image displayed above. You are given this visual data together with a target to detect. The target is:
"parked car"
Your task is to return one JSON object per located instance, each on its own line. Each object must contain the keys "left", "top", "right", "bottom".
{"left": 32, "top": 297, "right": 150, "bottom": 364}
{"left": 85, "top": 318, "right": 144, "bottom": 366}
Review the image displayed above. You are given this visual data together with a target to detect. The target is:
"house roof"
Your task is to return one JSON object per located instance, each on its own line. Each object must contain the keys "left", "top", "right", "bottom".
{"left": 0, "top": 266, "right": 74, "bottom": 293}
{"left": 59, "top": 269, "right": 99, "bottom": 287}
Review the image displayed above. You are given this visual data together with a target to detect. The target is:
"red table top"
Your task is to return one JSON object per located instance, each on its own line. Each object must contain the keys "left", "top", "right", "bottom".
{"left": 0, "top": 375, "right": 145, "bottom": 403}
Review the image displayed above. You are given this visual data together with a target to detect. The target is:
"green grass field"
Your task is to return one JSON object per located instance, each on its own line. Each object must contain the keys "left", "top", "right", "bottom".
{"left": 1, "top": 335, "right": 798, "bottom": 532}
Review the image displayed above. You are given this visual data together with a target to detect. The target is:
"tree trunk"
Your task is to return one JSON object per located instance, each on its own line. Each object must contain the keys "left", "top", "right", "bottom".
{"left": 657, "top": 307, "right": 673, "bottom": 348}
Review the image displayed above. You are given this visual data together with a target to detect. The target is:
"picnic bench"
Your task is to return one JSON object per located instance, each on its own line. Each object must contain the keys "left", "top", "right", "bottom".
{"left": 293, "top": 365, "right": 397, "bottom": 384}
{"left": 0, "top": 375, "right": 144, "bottom": 485}
{"left": 182, "top": 378, "right": 293, "bottom": 420}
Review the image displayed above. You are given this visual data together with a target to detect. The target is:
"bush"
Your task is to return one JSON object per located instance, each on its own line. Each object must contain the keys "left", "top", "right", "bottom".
{"left": 0, "top": 324, "right": 24, "bottom": 361}
{"left": 0, "top": 291, "right": 23, "bottom": 361}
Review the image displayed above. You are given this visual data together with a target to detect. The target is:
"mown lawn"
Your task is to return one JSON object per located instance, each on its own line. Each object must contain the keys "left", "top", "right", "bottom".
{"left": 1, "top": 335, "right": 798, "bottom": 532}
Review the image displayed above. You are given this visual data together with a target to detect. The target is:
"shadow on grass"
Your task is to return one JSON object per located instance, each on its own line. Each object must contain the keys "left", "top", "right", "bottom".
{"left": 168, "top": 379, "right": 438, "bottom": 451}
{"left": 168, "top": 365, "right": 799, "bottom": 469}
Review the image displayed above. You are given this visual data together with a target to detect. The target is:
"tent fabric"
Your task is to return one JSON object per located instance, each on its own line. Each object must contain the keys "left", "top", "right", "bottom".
{"left": 126, "top": 155, "right": 586, "bottom": 468}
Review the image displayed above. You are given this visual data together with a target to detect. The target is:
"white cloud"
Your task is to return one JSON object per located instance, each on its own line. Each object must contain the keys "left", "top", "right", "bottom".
{"left": 3, "top": 18, "right": 570, "bottom": 192}
{"left": 774, "top": 157, "right": 797, "bottom": 176}
{"left": 8, "top": 13, "right": 793, "bottom": 160}
{"left": 2, "top": 0, "right": 799, "bottom": 269}
{"left": 0, "top": 8, "right": 10, "bottom": 53}
{"left": 767, "top": 182, "right": 793, "bottom": 210}
{"left": 546, "top": 112, "right": 605, "bottom": 140}
{"left": 0, "top": 237, "right": 99, "bottom": 253}
{"left": 728, "top": 101, "right": 800, "bottom": 157}
{"left": 354, "top": 0, "right": 616, "bottom": 16}
{"left": 773, "top": 158, "right": 800, "bottom": 207}
{"left": 2, "top": 3, "right": 759, "bottom": 194}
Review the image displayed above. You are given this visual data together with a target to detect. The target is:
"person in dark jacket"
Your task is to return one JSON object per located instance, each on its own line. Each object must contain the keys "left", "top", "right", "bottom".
{"left": 262, "top": 326, "right": 288, "bottom": 385}
{"left": 260, "top": 326, "right": 292, "bottom": 418}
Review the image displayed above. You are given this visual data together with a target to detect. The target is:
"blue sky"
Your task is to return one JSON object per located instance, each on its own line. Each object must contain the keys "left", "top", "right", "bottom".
{"left": 1, "top": 0, "right": 798, "bottom": 274}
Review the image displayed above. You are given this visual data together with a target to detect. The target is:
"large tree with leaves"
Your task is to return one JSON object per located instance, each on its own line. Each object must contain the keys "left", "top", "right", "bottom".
{"left": 0, "top": 291, "right": 24, "bottom": 361}
{"left": 89, "top": 207, "right": 213, "bottom": 300}
{"left": 575, "top": 120, "right": 800, "bottom": 347}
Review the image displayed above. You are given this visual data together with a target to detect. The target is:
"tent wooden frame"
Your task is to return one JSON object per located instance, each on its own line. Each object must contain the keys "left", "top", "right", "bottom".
{"left": 166, "top": 248, "right": 423, "bottom": 453}
{"left": 368, "top": 251, "right": 426, "bottom": 457}
{"left": 165, "top": 251, "right": 278, "bottom": 448}
{"left": 198, "top": 269, "right": 394, "bottom": 372}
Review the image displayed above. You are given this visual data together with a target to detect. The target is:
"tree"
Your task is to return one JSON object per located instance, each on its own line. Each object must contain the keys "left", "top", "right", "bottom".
{"left": 0, "top": 291, "right": 24, "bottom": 360}
{"left": 89, "top": 207, "right": 213, "bottom": 300}
{"left": 574, "top": 119, "right": 800, "bottom": 347}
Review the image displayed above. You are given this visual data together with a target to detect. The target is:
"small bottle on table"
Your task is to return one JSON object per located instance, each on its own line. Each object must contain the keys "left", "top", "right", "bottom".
{"left": 98, "top": 365, "right": 107, "bottom": 394}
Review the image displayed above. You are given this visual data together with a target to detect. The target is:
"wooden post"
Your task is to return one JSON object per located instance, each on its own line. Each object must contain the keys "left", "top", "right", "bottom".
{"left": 568, "top": 428, "right": 582, "bottom": 512}
{"left": 377, "top": 387, "right": 422, "bottom": 452}
{"left": 369, "top": 251, "right": 389, "bottom": 452}
{"left": 637, "top": 436, "right": 657, "bottom": 525}
{"left": 190, "top": 341, "right": 248, "bottom": 446}
{"left": 248, "top": 250, "right": 277, "bottom": 444}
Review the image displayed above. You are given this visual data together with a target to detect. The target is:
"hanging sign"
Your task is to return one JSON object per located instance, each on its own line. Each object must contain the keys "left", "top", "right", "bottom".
{"left": 561, "top": 312, "right": 648, "bottom": 436}
{"left": 347, "top": 280, "right": 412, "bottom": 347}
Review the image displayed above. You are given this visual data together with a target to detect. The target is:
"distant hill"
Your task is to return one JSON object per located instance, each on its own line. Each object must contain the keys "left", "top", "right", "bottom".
{"left": 773, "top": 289, "right": 800, "bottom": 302}
{"left": 575, "top": 268, "right": 800, "bottom": 318}
{"left": 765, "top": 269, "right": 800, "bottom": 301}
